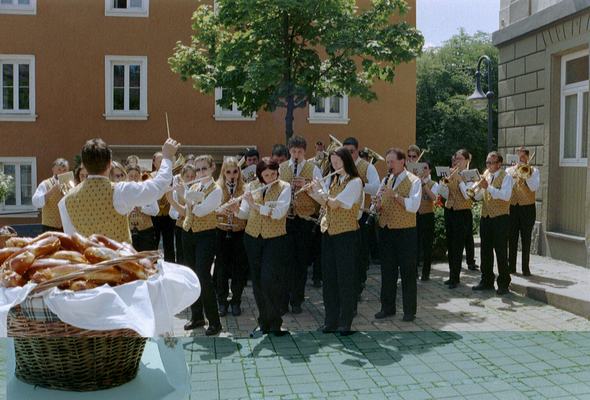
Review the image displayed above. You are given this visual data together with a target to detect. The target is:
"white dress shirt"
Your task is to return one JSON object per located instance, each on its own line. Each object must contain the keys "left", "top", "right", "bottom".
{"left": 506, "top": 165, "right": 540, "bottom": 192}
{"left": 32, "top": 176, "right": 56, "bottom": 209}
{"left": 58, "top": 158, "right": 173, "bottom": 236}
{"left": 189, "top": 179, "right": 222, "bottom": 217}
{"left": 355, "top": 158, "right": 380, "bottom": 196}
{"left": 169, "top": 190, "right": 182, "bottom": 220}
{"left": 289, "top": 158, "right": 323, "bottom": 181}
{"left": 140, "top": 202, "right": 160, "bottom": 217}
{"left": 316, "top": 176, "right": 363, "bottom": 210}
{"left": 237, "top": 181, "right": 291, "bottom": 220}
{"left": 382, "top": 170, "right": 422, "bottom": 213}
{"left": 474, "top": 170, "right": 513, "bottom": 201}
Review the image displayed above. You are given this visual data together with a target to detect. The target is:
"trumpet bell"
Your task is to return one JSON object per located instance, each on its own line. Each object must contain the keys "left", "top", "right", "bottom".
{"left": 172, "top": 153, "right": 185, "bottom": 175}
{"left": 363, "top": 146, "right": 385, "bottom": 164}
{"left": 57, "top": 171, "right": 76, "bottom": 195}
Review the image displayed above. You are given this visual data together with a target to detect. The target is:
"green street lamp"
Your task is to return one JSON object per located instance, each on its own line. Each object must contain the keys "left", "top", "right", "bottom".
{"left": 468, "top": 55, "right": 495, "bottom": 153}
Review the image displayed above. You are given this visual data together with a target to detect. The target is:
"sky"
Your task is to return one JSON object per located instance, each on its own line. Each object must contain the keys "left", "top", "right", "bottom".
{"left": 417, "top": 0, "right": 501, "bottom": 48}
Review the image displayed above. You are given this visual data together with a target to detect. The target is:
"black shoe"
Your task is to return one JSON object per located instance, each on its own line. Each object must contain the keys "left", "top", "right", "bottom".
{"left": 205, "top": 324, "right": 222, "bottom": 336}
{"left": 280, "top": 306, "right": 288, "bottom": 316}
{"left": 448, "top": 282, "right": 459, "bottom": 289}
{"left": 444, "top": 279, "right": 452, "bottom": 285}
{"left": 250, "top": 326, "right": 267, "bottom": 338}
{"left": 339, "top": 330, "right": 356, "bottom": 337}
{"left": 291, "top": 305, "right": 303, "bottom": 314}
{"left": 468, "top": 264, "right": 479, "bottom": 271}
{"left": 218, "top": 304, "right": 228, "bottom": 317}
{"left": 421, "top": 276, "right": 430, "bottom": 281}
{"left": 319, "top": 326, "right": 337, "bottom": 334}
{"left": 184, "top": 319, "right": 206, "bottom": 331}
{"left": 522, "top": 271, "right": 532, "bottom": 277}
{"left": 231, "top": 304, "right": 242, "bottom": 316}
{"left": 402, "top": 314, "right": 415, "bottom": 322}
{"left": 312, "top": 280, "right": 322, "bottom": 288}
{"left": 509, "top": 269, "right": 516, "bottom": 274}
{"left": 374, "top": 310, "right": 395, "bottom": 319}
{"left": 472, "top": 283, "right": 494, "bottom": 291}
{"left": 496, "top": 288, "right": 510, "bottom": 295}
{"left": 271, "top": 329, "right": 290, "bottom": 337}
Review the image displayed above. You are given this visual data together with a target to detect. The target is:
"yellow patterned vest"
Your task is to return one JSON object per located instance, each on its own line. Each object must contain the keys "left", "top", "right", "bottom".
{"left": 445, "top": 174, "right": 472, "bottom": 210}
{"left": 279, "top": 161, "right": 320, "bottom": 217}
{"left": 418, "top": 180, "right": 435, "bottom": 215}
{"left": 482, "top": 170, "right": 510, "bottom": 218}
{"left": 183, "top": 181, "right": 220, "bottom": 233}
{"left": 378, "top": 173, "right": 418, "bottom": 229}
{"left": 40, "top": 178, "right": 63, "bottom": 228}
{"left": 175, "top": 216, "right": 185, "bottom": 228}
{"left": 150, "top": 171, "right": 171, "bottom": 217}
{"left": 64, "top": 178, "right": 131, "bottom": 243}
{"left": 510, "top": 172, "right": 536, "bottom": 206}
{"left": 356, "top": 158, "right": 372, "bottom": 210}
{"left": 244, "top": 180, "right": 289, "bottom": 239}
{"left": 217, "top": 182, "right": 247, "bottom": 232}
{"left": 320, "top": 176, "right": 360, "bottom": 236}
{"left": 129, "top": 207, "right": 153, "bottom": 232}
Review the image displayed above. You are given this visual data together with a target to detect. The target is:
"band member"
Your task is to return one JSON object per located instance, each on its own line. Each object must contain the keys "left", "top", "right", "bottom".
{"left": 342, "top": 137, "right": 380, "bottom": 299}
{"left": 110, "top": 161, "right": 127, "bottom": 183}
{"left": 439, "top": 149, "right": 473, "bottom": 288}
{"left": 32, "top": 158, "right": 70, "bottom": 232}
{"left": 167, "top": 164, "right": 197, "bottom": 266}
{"left": 374, "top": 149, "right": 421, "bottom": 322}
{"left": 407, "top": 145, "right": 420, "bottom": 163}
{"left": 271, "top": 144, "right": 289, "bottom": 164}
{"left": 417, "top": 161, "right": 439, "bottom": 281}
{"left": 233, "top": 160, "right": 291, "bottom": 336}
{"left": 244, "top": 149, "right": 260, "bottom": 167}
{"left": 215, "top": 157, "right": 249, "bottom": 317}
{"left": 74, "top": 164, "right": 88, "bottom": 185}
{"left": 472, "top": 152, "right": 513, "bottom": 295}
{"left": 279, "top": 135, "right": 322, "bottom": 314}
{"left": 180, "top": 155, "right": 223, "bottom": 335}
{"left": 308, "top": 147, "right": 362, "bottom": 336}
{"left": 151, "top": 151, "right": 177, "bottom": 262}
{"left": 58, "top": 138, "right": 179, "bottom": 244}
{"left": 126, "top": 165, "right": 159, "bottom": 251}
{"left": 507, "top": 146, "right": 539, "bottom": 276}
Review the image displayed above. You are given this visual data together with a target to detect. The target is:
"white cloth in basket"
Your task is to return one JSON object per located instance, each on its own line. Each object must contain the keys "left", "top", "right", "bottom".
{"left": 0, "top": 261, "right": 200, "bottom": 337}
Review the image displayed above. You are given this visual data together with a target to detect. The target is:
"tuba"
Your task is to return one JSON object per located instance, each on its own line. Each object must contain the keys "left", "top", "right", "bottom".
{"left": 363, "top": 147, "right": 385, "bottom": 165}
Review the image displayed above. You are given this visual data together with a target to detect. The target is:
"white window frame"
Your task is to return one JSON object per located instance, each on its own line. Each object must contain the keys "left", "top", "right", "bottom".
{"left": 308, "top": 95, "right": 349, "bottom": 124}
{"left": 0, "top": 157, "right": 37, "bottom": 213}
{"left": 104, "top": 56, "right": 148, "bottom": 120}
{"left": 560, "top": 49, "right": 589, "bottom": 167}
{"left": 0, "top": 0, "right": 36, "bottom": 15}
{"left": 0, "top": 55, "right": 36, "bottom": 122}
{"left": 213, "top": 87, "right": 256, "bottom": 121}
{"left": 105, "top": 0, "right": 149, "bottom": 17}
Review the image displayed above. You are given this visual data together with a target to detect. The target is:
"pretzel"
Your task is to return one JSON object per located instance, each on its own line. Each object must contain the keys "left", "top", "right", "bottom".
{"left": 84, "top": 246, "right": 119, "bottom": 264}
{"left": 0, "top": 247, "right": 21, "bottom": 264}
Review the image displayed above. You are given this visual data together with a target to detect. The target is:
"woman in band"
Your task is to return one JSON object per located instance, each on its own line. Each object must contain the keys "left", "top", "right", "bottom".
{"left": 110, "top": 161, "right": 127, "bottom": 183}
{"left": 176, "top": 155, "right": 223, "bottom": 336}
{"left": 215, "top": 157, "right": 248, "bottom": 317}
{"left": 126, "top": 165, "right": 159, "bottom": 251}
{"left": 167, "top": 163, "right": 196, "bottom": 266}
{"left": 74, "top": 164, "right": 88, "bottom": 185}
{"left": 308, "top": 147, "right": 362, "bottom": 336}
{"left": 231, "top": 160, "right": 291, "bottom": 336}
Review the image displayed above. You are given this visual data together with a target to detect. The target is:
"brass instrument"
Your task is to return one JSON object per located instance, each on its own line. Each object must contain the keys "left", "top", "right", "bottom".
{"left": 466, "top": 169, "right": 490, "bottom": 200}
{"left": 363, "top": 147, "right": 385, "bottom": 165}
{"left": 513, "top": 151, "right": 536, "bottom": 180}
{"left": 441, "top": 167, "right": 459, "bottom": 185}
{"left": 172, "top": 153, "right": 185, "bottom": 176}
{"left": 318, "top": 134, "right": 343, "bottom": 175}
{"left": 57, "top": 171, "right": 76, "bottom": 196}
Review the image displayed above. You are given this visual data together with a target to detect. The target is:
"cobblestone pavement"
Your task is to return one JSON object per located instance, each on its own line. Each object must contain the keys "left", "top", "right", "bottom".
{"left": 173, "top": 263, "right": 590, "bottom": 337}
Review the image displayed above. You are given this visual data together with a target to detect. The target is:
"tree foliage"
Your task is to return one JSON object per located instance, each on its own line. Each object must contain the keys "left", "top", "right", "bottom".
{"left": 169, "top": 0, "right": 424, "bottom": 142}
{"left": 416, "top": 30, "right": 498, "bottom": 170}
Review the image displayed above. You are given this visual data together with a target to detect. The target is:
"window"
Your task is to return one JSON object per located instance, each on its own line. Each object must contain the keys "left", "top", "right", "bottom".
{"left": 213, "top": 87, "right": 256, "bottom": 121}
{"left": 560, "top": 50, "right": 589, "bottom": 166}
{"left": 104, "top": 56, "right": 148, "bottom": 120}
{"left": 105, "top": 0, "right": 149, "bottom": 17}
{"left": 0, "top": 0, "right": 36, "bottom": 15}
{"left": 0, "top": 157, "right": 36, "bottom": 212}
{"left": 0, "top": 55, "right": 35, "bottom": 122}
{"left": 308, "top": 95, "right": 349, "bottom": 124}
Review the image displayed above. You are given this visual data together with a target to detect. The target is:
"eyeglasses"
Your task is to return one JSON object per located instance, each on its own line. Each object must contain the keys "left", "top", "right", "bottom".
{"left": 194, "top": 167, "right": 209, "bottom": 173}
{"left": 485, "top": 161, "right": 497, "bottom": 165}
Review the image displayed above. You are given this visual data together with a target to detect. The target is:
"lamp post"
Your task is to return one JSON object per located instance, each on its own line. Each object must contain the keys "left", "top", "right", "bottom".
{"left": 468, "top": 55, "right": 495, "bottom": 153}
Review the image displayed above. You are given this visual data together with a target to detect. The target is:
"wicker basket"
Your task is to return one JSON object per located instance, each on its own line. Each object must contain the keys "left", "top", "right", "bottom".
{"left": 0, "top": 225, "right": 17, "bottom": 248}
{"left": 8, "top": 298, "right": 147, "bottom": 391}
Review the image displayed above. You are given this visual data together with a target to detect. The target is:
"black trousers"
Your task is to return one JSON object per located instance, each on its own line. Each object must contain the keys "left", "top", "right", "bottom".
{"left": 480, "top": 215, "right": 511, "bottom": 290}
{"left": 215, "top": 229, "right": 248, "bottom": 306}
{"left": 445, "top": 208, "right": 471, "bottom": 283}
{"left": 311, "top": 225, "right": 323, "bottom": 282}
{"left": 380, "top": 227, "right": 417, "bottom": 317}
{"left": 244, "top": 233, "right": 288, "bottom": 332}
{"left": 283, "top": 217, "right": 315, "bottom": 308}
{"left": 417, "top": 213, "right": 435, "bottom": 279}
{"left": 357, "top": 212, "right": 371, "bottom": 295}
{"left": 174, "top": 226, "right": 185, "bottom": 265}
{"left": 509, "top": 204, "right": 535, "bottom": 274}
{"left": 182, "top": 229, "right": 220, "bottom": 327}
{"left": 322, "top": 230, "right": 358, "bottom": 331}
{"left": 152, "top": 215, "right": 176, "bottom": 262}
{"left": 131, "top": 227, "right": 156, "bottom": 252}
{"left": 42, "top": 225, "right": 62, "bottom": 233}
{"left": 464, "top": 211, "right": 476, "bottom": 266}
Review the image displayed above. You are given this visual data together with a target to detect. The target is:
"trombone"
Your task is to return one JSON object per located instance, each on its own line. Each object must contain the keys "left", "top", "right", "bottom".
{"left": 466, "top": 169, "right": 490, "bottom": 200}
{"left": 513, "top": 151, "right": 536, "bottom": 180}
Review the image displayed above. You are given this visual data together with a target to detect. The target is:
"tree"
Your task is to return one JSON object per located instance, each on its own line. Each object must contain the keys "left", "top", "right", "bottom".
{"left": 169, "top": 0, "right": 423, "bottom": 143}
{"left": 416, "top": 30, "right": 498, "bottom": 170}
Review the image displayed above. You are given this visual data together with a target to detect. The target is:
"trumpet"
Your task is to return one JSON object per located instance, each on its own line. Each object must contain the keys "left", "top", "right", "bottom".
{"left": 441, "top": 167, "right": 460, "bottom": 185}
{"left": 466, "top": 169, "right": 490, "bottom": 200}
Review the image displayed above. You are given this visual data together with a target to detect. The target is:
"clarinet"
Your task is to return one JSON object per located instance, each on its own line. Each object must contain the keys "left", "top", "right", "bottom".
{"left": 288, "top": 160, "right": 298, "bottom": 219}
{"left": 366, "top": 170, "right": 392, "bottom": 225}
{"left": 225, "top": 180, "right": 235, "bottom": 239}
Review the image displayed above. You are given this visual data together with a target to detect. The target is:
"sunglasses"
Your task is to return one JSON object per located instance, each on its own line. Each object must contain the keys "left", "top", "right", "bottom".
{"left": 485, "top": 160, "right": 498, "bottom": 165}
{"left": 225, "top": 169, "right": 239, "bottom": 174}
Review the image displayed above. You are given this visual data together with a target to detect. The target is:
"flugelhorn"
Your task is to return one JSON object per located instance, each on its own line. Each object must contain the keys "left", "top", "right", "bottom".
{"left": 466, "top": 169, "right": 490, "bottom": 200}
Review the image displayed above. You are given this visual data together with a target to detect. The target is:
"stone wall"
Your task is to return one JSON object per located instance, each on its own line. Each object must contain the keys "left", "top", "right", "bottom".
{"left": 500, "top": 0, "right": 565, "bottom": 28}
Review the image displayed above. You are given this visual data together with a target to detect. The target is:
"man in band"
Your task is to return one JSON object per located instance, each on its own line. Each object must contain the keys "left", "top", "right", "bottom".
{"left": 472, "top": 152, "right": 513, "bottom": 295}
{"left": 271, "top": 144, "right": 289, "bottom": 164}
{"left": 244, "top": 149, "right": 260, "bottom": 167}
{"left": 507, "top": 147, "right": 540, "bottom": 276}
{"left": 417, "top": 161, "right": 439, "bottom": 281}
{"left": 32, "top": 158, "right": 70, "bottom": 232}
{"left": 342, "top": 137, "right": 380, "bottom": 300}
{"left": 279, "top": 135, "right": 322, "bottom": 314}
{"left": 151, "top": 151, "right": 177, "bottom": 262}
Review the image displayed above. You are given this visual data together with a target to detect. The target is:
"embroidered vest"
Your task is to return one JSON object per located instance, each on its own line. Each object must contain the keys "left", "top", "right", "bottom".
{"left": 418, "top": 180, "right": 436, "bottom": 215}
{"left": 482, "top": 170, "right": 510, "bottom": 218}
{"left": 64, "top": 178, "right": 131, "bottom": 243}
{"left": 378, "top": 174, "right": 418, "bottom": 229}
{"left": 279, "top": 161, "right": 320, "bottom": 217}
{"left": 244, "top": 180, "right": 289, "bottom": 239}
{"left": 217, "top": 183, "right": 247, "bottom": 232}
{"left": 510, "top": 170, "right": 536, "bottom": 206}
{"left": 445, "top": 174, "right": 472, "bottom": 211}
{"left": 129, "top": 207, "right": 153, "bottom": 232}
{"left": 40, "top": 178, "right": 63, "bottom": 228}
{"left": 183, "top": 181, "right": 220, "bottom": 233}
{"left": 320, "top": 177, "right": 360, "bottom": 236}
{"left": 356, "top": 158, "right": 372, "bottom": 210}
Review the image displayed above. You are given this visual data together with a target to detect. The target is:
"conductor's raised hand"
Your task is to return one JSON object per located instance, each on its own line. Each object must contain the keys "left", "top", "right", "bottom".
{"left": 162, "top": 138, "right": 181, "bottom": 161}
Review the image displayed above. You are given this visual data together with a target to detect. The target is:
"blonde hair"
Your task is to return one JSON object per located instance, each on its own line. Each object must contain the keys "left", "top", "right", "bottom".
{"left": 110, "top": 161, "right": 127, "bottom": 181}
{"left": 217, "top": 156, "right": 245, "bottom": 193}
{"left": 194, "top": 155, "right": 214, "bottom": 168}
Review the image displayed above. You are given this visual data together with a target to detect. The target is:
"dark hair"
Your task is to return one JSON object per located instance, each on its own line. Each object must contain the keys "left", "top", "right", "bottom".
{"left": 423, "top": 160, "right": 433, "bottom": 170}
{"left": 342, "top": 137, "right": 359, "bottom": 149}
{"left": 74, "top": 165, "right": 86, "bottom": 184}
{"left": 271, "top": 144, "right": 289, "bottom": 158}
{"left": 255, "top": 159, "right": 280, "bottom": 182}
{"left": 329, "top": 147, "right": 359, "bottom": 178}
{"left": 126, "top": 165, "right": 141, "bottom": 175}
{"left": 287, "top": 135, "right": 307, "bottom": 150}
{"left": 81, "top": 138, "right": 112, "bottom": 175}
{"left": 518, "top": 147, "right": 530, "bottom": 156}
{"left": 385, "top": 147, "right": 406, "bottom": 161}
{"left": 245, "top": 149, "right": 260, "bottom": 159}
